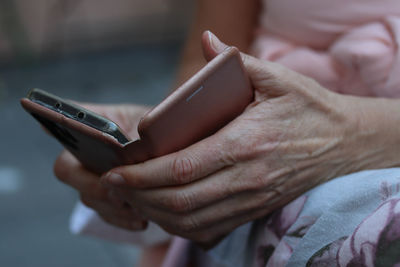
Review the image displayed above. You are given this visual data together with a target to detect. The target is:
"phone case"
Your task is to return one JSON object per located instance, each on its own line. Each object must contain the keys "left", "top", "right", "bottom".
{"left": 21, "top": 47, "right": 253, "bottom": 174}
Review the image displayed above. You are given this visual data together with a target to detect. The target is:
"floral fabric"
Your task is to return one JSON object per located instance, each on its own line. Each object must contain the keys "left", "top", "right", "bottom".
{"left": 206, "top": 168, "right": 400, "bottom": 267}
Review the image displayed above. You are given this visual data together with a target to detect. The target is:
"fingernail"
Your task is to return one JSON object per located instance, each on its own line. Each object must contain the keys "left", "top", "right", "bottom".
{"left": 207, "top": 30, "right": 216, "bottom": 50}
{"left": 103, "top": 172, "right": 126, "bottom": 186}
{"left": 207, "top": 30, "right": 225, "bottom": 52}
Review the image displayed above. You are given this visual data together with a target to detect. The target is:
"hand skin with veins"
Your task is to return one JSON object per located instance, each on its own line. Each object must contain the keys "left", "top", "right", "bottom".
{"left": 55, "top": 31, "right": 400, "bottom": 248}
{"left": 99, "top": 31, "right": 400, "bottom": 247}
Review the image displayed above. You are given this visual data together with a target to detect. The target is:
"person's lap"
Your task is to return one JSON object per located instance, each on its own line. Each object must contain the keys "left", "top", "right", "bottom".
{"left": 200, "top": 168, "right": 400, "bottom": 267}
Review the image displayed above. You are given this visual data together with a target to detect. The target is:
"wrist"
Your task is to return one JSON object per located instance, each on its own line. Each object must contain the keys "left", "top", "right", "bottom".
{"left": 342, "top": 95, "right": 400, "bottom": 172}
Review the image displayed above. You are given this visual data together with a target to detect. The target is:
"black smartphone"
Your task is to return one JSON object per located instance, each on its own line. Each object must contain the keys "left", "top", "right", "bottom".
{"left": 27, "top": 89, "right": 130, "bottom": 145}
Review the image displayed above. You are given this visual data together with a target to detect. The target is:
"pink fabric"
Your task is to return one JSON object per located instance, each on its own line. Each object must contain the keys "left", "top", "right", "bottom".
{"left": 161, "top": 237, "right": 191, "bottom": 267}
{"left": 252, "top": 0, "right": 400, "bottom": 97}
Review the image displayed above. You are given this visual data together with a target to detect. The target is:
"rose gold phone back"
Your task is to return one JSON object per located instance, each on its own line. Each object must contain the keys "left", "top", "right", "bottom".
{"left": 21, "top": 47, "right": 253, "bottom": 174}
{"left": 135, "top": 47, "right": 253, "bottom": 157}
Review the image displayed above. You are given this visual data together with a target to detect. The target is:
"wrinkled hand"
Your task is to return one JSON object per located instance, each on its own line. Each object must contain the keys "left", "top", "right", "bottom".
{"left": 54, "top": 104, "right": 150, "bottom": 231}
{"left": 100, "top": 31, "right": 364, "bottom": 246}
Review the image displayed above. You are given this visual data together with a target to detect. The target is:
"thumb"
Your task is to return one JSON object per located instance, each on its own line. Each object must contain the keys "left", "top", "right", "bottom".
{"left": 201, "top": 31, "right": 229, "bottom": 62}
{"left": 201, "top": 30, "right": 265, "bottom": 74}
{"left": 202, "top": 30, "right": 292, "bottom": 96}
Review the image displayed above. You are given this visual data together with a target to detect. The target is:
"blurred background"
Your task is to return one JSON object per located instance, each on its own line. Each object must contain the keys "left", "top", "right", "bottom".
{"left": 0, "top": 0, "right": 193, "bottom": 266}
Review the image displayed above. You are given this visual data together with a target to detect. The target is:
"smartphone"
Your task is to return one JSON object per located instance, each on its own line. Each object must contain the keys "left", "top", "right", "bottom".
{"left": 21, "top": 47, "right": 253, "bottom": 174}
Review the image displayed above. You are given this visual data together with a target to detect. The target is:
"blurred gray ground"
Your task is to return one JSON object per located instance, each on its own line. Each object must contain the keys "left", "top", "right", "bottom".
{"left": 0, "top": 41, "right": 182, "bottom": 266}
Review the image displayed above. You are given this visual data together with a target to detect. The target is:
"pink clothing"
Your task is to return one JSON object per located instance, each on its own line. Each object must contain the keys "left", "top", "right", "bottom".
{"left": 161, "top": 237, "right": 191, "bottom": 267}
{"left": 251, "top": 0, "right": 400, "bottom": 97}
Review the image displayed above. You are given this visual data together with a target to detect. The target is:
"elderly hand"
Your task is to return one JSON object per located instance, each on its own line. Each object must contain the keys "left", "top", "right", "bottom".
{"left": 100, "top": 31, "right": 400, "bottom": 246}
{"left": 54, "top": 104, "right": 150, "bottom": 231}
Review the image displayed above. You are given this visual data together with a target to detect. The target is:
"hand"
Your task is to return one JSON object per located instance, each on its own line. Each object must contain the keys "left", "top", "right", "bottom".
{"left": 100, "top": 31, "right": 399, "bottom": 246}
{"left": 54, "top": 104, "right": 150, "bottom": 231}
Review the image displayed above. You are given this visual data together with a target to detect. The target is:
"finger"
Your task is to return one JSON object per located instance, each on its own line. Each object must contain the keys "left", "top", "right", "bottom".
{"left": 111, "top": 154, "right": 289, "bottom": 214}
{"left": 54, "top": 151, "right": 107, "bottom": 199}
{"left": 183, "top": 193, "right": 297, "bottom": 246}
{"left": 115, "top": 161, "right": 270, "bottom": 213}
{"left": 202, "top": 30, "right": 266, "bottom": 74}
{"left": 80, "top": 194, "right": 127, "bottom": 215}
{"left": 203, "top": 31, "right": 290, "bottom": 96}
{"left": 201, "top": 31, "right": 229, "bottom": 62}
{"left": 98, "top": 212, "right": 148, "bottom": 231}
{"left": 120, "top": 188, "right": 279, "bottom": 244}
{"left": 183, "top": 206, "right": 272, "bottom": 247}
{"left": 80, "top": 193, "right": 146, "bottom": 222}
{"left": 101, "top": 134, "right": 234, "bottom": 189}
{"left": 122, "top": 187, "right": 277, "bottom": 232}
{"left": 107, "top": 189, "right": 127, "bottom": 208}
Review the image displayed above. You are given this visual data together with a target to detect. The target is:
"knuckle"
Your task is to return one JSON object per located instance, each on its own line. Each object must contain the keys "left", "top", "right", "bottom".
{"left": 249, "top": 173, "right": 268, "bottom": 191}
{"left": 166, "top": 191, "right": 194, "bottom": 213}
{"left": 177, "top": 215, "right": 200, "bottom": 233}
{"left": 229, "top": 169, "right": 266, "bottom": 194}
{"left": 171, "top": 154, "right": 198, "bottom": 184}
{"left": 246, "top": 165, "right": 271, "bottom": 187}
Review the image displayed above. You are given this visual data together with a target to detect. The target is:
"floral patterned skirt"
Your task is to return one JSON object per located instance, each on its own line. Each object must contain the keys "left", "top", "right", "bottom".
{"left": 198, "top": 168, "right": 400, "bottom": 267}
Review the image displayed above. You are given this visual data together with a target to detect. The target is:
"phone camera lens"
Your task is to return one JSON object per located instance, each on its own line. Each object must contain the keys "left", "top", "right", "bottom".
{"left": 77, "top": 111, "right": 85, "bottom": 120}
{"left": 55, "top": 102, "right": 62, "bottom": 109}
